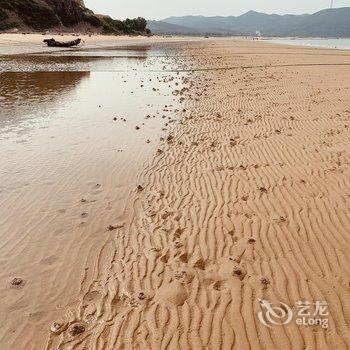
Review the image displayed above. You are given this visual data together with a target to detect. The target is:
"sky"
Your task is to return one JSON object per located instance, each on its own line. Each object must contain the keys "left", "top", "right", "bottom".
{"left": 84, "top": 0, "right": 350, "bottom": 20}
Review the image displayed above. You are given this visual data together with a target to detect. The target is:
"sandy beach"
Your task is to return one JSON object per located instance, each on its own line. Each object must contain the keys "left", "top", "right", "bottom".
{"left": 1, "top": 35, "right": 350, "bottom": 349}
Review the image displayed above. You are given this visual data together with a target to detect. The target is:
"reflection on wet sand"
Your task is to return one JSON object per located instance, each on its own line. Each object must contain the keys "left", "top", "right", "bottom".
{"left": 0, "top": 43, "right": 185, "bottom": 350}
{"left": 0, "top": 46, "right": 152, "bottom": 73}
{"left": 0, "top": 45, "right": 159, "bottom": 132}
{"left": 0, "top": 71, "right": 89, "bottom": 122}
{"left": 48, "top": 44, "right": 153, "bottom": 55}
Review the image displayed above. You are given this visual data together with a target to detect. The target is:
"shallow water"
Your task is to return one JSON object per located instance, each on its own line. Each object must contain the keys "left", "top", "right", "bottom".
{"left": 0, "top": 44, "right": 185, "bottom": 348}
{"left": 0, "top": 45, "right": 181, "bottom": 133}
{"left": 0, "top": 46, "right": 178, "bottom": 72}
{"left": 269, "top": 38, "right": 350, "bottom": 50}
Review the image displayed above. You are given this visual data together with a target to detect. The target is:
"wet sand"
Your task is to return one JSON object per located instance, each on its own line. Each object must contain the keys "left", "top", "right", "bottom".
{"left": 0, "top": 38, "right": 188, "bottom": 349}
{"left": 1, "top": 38, "right": 350, "bottom": 349}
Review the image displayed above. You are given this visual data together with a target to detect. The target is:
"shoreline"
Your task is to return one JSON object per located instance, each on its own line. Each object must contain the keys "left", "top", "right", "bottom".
{"left": 0, "top": 33, "right": 211, "bottom": 56}
{"left": 266, "top": 37, "right": 350, "bottom": 51}
{"left": 1, "top": 33, "right": 350, "bottom": 58}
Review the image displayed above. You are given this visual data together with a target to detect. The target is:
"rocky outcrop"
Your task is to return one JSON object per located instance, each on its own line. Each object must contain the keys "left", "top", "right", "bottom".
{"left": 0, "top": 0, "right": 149, "bottom": 34}
{"left": 0, "top": 0, "right": 96, "bottom": 30}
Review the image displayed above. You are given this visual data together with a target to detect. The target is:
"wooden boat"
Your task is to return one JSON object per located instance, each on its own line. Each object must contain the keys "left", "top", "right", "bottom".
{"left": 43, "top": 38, "right": 82, "bottom": 48}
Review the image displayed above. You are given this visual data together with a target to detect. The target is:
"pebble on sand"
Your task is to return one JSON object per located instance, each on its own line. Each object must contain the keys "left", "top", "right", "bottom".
{"left": 69, "top": 324, "right": 85, "bottom": 336}
{"left": 107, "top": 224, "right": 123, "bottom": 231}
{"left": 11, "top": 277, "right": 24, "bottom": 286}
{"left": 260, "top": 277, "right": 270, "bottom": 290}
{"left": 259, "top": 187, "right": 268, "bottom": 193}
{"left": 50, "top": 321, "right": 67, "bottom": 335}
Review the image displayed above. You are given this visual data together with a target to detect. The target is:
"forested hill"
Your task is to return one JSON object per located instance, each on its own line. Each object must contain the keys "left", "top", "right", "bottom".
{"left": 0, "top": 0, "right": 149, "bottom": 34}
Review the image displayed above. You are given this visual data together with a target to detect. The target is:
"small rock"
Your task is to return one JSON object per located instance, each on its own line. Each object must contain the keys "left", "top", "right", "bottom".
{"left": 260, "top": 277, "right": 270, "bottom": 285}
{"left": 69, "top": 324, "right": 85, "bottom": 336}
{"left": 259, "top": 187, "right": 268, "bottom": 193}
{"left": 233, "top": 266, "right": 246, "bottom": 280}
{"left": 50, "top": 322, "right": 67, "bottom": 335}
{"left": 138, "top": 292, "right": 146, "bottom": 300}
{"left": 260, "top": 277, "right": 270, "bottom": 288}
{"left": 11, "top": 278, "right": 24, "bottom": 286}
{"left": 166, "top": 135, "right": 174, "bottom": 143}
{"left": 174, "top": 241, "right": 183, "bottom": 249}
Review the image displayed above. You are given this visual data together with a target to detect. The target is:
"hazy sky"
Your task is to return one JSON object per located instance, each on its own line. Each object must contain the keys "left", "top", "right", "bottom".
{"left": 84, "top": 0, "right": 350, "bottom": 20}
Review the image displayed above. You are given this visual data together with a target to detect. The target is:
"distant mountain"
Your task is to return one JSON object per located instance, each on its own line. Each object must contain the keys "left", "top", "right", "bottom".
{"left": 147, "top": 20, "right": 200, "bottom": 35}
{"left": 0, "top": 0, "right": 149, "bottom": 34}
{"left": 150, "top": 7, "right": 350, "bottom": 37}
